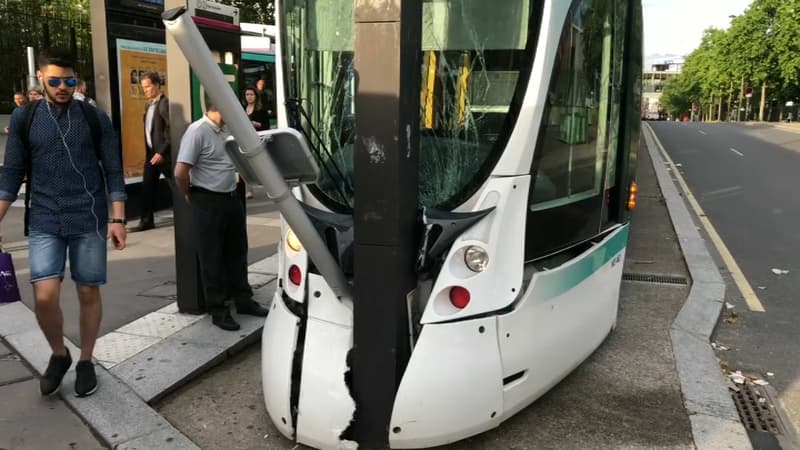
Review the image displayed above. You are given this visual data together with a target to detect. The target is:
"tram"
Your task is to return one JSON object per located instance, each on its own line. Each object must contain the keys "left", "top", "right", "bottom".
{"left": 240, "top": 22, "right": 278, "bottom": 128}
{"left": 165, "top": 0, "right": 642, "bottom": 448}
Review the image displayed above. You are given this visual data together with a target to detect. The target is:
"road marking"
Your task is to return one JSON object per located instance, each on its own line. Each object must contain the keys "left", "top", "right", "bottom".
{"left": 647, "top": 127, "right": 766, "bottom": 312}
{"left": 702, "top": 186, "right": 743, "bottom": 200}
{"left": 730, "top": 148, "right": 744, "bottom": 157}
{"left": 699, "top": 130, "right": 707, "bottom": 135}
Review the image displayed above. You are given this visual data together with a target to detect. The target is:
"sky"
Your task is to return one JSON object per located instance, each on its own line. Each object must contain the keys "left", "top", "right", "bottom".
{"left": 642, "top": 0, "right": 753, "bottom": 57}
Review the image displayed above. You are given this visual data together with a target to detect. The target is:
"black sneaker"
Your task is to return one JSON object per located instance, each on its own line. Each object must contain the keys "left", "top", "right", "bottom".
{"left": 212, "top": 311, "right": 241, "bottom": 331}
{"left": 236, "top": 301, "right": 269, "bottom": 317}
{"left": 40, "top": 348, "right": 72, "bottom": 395}
{"left": 74, "top": 360, "right": 98, "bottom": 397}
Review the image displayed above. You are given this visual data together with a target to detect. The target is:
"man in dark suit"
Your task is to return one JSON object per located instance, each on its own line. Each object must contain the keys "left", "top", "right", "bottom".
{"left": 133, "top": 71, "right": 171, "bottom": 232}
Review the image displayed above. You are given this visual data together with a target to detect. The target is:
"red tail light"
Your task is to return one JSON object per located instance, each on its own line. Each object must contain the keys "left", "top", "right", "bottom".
{"left": 449, "top": 286, "right": 471, "bottom": 309}
{"left": 288, "top": 265, "right": 303, "bottom": 286}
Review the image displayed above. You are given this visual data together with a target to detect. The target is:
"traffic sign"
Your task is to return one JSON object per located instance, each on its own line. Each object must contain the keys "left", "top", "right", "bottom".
{"left": 745, "top": 86, "right": 753, "bottom": 98}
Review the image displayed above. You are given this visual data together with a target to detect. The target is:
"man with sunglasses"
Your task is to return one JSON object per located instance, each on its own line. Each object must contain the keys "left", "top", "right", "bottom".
{"left": 0, "top": 49, "right": 127, "bottom": 398}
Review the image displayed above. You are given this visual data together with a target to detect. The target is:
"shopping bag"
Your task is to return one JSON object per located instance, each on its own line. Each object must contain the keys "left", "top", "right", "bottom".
{"left": 0, "top": 251, "right": 21, "bottom": 303}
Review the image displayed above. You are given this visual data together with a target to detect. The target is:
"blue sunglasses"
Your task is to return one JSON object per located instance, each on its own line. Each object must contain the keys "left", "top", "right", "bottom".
{"left": 46, "top": 77, "right": 78, "bottom": 88}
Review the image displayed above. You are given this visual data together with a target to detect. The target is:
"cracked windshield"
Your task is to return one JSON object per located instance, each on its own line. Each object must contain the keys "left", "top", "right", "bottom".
{"left": 282, "top": 0, "right": 534, "bottom": 209}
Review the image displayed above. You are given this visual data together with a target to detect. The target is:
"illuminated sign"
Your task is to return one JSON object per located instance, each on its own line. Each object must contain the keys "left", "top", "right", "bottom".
{"left": 188, "top": 0, "right": 240, "bottom": 25}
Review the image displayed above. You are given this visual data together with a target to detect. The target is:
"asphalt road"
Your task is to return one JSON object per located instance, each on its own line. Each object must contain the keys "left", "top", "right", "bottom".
{"left": 650, "top": 121, "right": 800, "bottom": 441}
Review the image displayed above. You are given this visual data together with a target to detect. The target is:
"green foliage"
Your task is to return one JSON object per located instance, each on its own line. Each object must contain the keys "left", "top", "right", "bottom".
{"left": 0, "top": 0, "right": 93, "bottom": 112}
{"left": 216, "top": 0, "right": 275, "bottom": 24}
{"left": 660, "top": 0, "right": 800, "bottom": 120}
{"left": 774, "top": 1, "right": 800, "bottom": 86}
{"left": 660, "top": 76, "right": 693, "bottom": 117}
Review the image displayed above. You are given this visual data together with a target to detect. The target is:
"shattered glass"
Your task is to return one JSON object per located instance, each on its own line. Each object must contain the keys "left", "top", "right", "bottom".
{"left": 282, "top": 0, "right": 534, "bottom": 209}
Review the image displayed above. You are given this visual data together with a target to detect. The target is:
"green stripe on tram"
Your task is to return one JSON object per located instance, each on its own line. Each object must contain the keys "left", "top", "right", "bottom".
{"left": 533, "top": 225, "right": 630, "bottom": 303}
{"left": 242, "top": 52, "right": 275, "bottom": 63}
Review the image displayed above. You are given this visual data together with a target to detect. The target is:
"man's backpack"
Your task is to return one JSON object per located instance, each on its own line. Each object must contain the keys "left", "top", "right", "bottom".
{"left": 17, "top": 100, "right": 104, "bottom": 236}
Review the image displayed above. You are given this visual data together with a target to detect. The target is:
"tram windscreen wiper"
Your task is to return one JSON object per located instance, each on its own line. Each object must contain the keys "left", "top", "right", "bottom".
{"left": 285, "top": 98, "right": 353, "bottom": 209}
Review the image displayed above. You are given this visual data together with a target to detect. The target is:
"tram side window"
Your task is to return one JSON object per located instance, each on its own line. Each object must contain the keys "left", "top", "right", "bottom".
{"left": 283, "top": 0, "right": 357, "bottom": 207}
{"left": 526, "top": 0, "right": 627, "bottom": 259}
{"left": 532, "top": 5, "right": 600, "bottom": 208}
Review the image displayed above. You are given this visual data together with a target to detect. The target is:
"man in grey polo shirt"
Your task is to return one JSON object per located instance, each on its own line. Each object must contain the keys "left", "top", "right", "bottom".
{"left": 174, "top": 104, "right": 269, "bottom": 330}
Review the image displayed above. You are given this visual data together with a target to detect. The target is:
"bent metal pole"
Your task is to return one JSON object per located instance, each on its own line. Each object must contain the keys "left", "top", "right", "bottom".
{"left": 162, "top": 7, "right": 351, "bottom": 300}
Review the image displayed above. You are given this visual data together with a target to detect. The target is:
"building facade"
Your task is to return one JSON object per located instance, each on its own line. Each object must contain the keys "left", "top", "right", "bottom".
{"left": 642, "top": 56, "right": 683, "bottom": 119}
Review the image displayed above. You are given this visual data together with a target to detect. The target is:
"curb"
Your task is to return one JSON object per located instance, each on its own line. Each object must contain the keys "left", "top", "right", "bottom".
{"left": 739, "top": 121, "right": 800, "bottom": 134}
{"left": 0, "top": 254, "right": 279, "bottom": 449}
{"left": 642, "top": 123, "right": 752, "bottom": 450}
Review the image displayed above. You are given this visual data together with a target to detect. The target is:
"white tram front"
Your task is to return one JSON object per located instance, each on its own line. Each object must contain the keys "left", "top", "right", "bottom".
{"left": 165, "top": 0, "right": 643, "bottom": 448}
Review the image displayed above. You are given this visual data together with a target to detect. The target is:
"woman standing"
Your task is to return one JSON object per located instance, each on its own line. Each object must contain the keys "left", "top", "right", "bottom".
{"left": 243, "top": 87, "right": 270, "bottom": 131}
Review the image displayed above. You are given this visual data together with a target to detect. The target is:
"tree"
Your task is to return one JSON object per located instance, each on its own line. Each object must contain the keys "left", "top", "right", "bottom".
{"left": 216, "top": 0, "right": 275, "bottom": 24}
{"left": 660, "top": 76, "right": 694, "bottom": 119}
{"left": 731, "top": 0, "right": 781, "bottom": 120}
{"left": 660, "top": 0, "right": 800, "bottom": 122}
{"left": 774, "top": 0, "right": 800, "bottom": 89}
{"left": 0, "top": 0, "right": 92, "bottom": 112}
{"left": 661, "top": 28, "right": 724, "bottom": 120}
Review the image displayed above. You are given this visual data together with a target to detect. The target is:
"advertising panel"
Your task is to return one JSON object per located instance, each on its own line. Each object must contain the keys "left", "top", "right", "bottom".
{"left": 116, "top": 39, "right": 168, "bottom": 178}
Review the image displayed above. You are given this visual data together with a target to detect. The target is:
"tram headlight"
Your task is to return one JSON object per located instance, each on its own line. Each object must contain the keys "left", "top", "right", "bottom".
{"left": 464, "top": 246, "right": 489, "bottom": 272}
{"left": 286, "top": 228, "right": 303, "bottom": 252}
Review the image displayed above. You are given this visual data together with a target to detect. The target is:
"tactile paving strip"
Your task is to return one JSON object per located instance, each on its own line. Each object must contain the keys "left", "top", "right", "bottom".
{"left": 115, "top": 312, "right": 202, "bottom": 339}
{"left": 94, "top": 333, "right": 160, "bottom": 366}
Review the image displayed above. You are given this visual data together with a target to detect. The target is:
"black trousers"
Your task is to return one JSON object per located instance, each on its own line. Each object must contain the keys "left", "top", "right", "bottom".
{"left": 140, "top": 156, "right": 172, "bottom": 227}
{"left": 190, "top": 188, "right": 253, "bottom": 317}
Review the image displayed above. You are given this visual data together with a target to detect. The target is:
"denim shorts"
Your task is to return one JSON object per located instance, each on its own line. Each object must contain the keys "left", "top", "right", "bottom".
{"left": 28, "top": 231, "right": 107, "bottom": 285}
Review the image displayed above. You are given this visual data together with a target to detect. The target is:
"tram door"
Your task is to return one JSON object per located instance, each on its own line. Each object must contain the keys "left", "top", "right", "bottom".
{"left": 241, "top": 53, "right": 277, "bottom": 128}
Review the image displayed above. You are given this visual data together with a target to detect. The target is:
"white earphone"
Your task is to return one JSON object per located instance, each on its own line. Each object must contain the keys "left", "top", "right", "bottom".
{"left": 44, "top": 100, "right": 104, "bottom": 241}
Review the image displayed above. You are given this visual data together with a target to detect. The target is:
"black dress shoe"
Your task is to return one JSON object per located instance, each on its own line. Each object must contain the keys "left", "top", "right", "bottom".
{"left": 236, "top": 301, "right": 269, "bottom": 317}
{"left": 212, "top": 311, "right": 241, "bottom": 331}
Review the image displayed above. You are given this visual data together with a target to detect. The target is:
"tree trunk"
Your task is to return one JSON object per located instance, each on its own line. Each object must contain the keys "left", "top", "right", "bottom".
{"left": 738, "top": 75, "right": 744, "bottom": 121}
{"left": 708, "top": 94, "right": 714, "bottom": 121}
{"left": 759, "top": 82, "right": 767, "bottom": 122}
{"left": 717, "top": 94, "right": 723, "bottom": 122}
{"left": 727, "top": 82, "right": 733, "bottom": 122}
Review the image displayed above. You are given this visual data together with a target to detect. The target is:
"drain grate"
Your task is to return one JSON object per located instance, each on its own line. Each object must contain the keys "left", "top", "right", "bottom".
{"left": 730, "top": 385, "right": 783, "bottom": 434}
{"left": 622, "top": 273, "right": 688, "bottom": 285}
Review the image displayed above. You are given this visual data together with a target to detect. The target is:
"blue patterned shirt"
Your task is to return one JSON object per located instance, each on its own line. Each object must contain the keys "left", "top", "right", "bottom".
{"left": 0, "top": 99, "right": 127, "bottom": 236}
